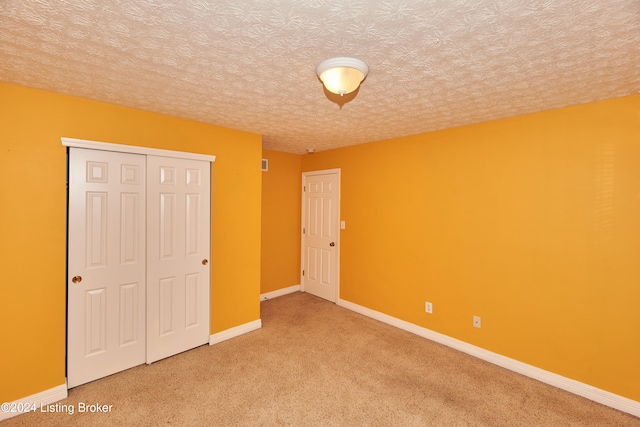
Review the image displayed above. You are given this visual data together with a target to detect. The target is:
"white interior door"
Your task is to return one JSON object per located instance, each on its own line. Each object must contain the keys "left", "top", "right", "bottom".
{"left": 67, "top": 148, "right": 146, "bottom": 388}
{"left": 146, "top": 155, "right": 211, "bottom": 363}
{"left": 302, "top": 170, "right": 340, "bottom": 302}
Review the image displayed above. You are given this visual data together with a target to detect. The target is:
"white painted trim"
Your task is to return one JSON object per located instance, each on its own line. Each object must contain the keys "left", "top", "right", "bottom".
{"left": 61, "top": 137, "right": 216, "bottom": 162}
{"left": 0, "top": 383, "right": 68, "bottom": 421}
{"left": 260, "top": 285, "right": 301, "bottom": 301}
{"left": 209, "top": 319, "right": 262, "bottom": 345}
{"left": 337, "top": 298, "right": 640, "bottom": 418}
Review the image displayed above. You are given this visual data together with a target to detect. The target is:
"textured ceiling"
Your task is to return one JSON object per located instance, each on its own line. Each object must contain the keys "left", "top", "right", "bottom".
{"left": 1, "top": 0, "right": 639, "bottom": 154}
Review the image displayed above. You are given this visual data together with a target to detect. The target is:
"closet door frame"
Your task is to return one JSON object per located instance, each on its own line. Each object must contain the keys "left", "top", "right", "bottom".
{"left": 62, "top": 138, "right": 216, "bottom": 163}
{"left": 62, "top": 137, "right": 215, "bottom": 384}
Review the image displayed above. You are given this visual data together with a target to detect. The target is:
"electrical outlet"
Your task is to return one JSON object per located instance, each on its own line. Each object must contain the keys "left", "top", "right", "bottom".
{"left": 473, "top": 315, "right": 481, "bottom": 328}
{"left": 425, "top": 302, "right": 433, "bottom": 314}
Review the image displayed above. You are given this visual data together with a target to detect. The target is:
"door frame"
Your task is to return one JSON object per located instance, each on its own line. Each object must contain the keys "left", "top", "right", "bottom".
{"left": 62, "top": 137, "right": 215, "bottom": 385}
{"left": 62, "top": 137, "right": 216, "bottom": 163}
{"left": 300, "top": 168, "right": 341, "bottom": 302}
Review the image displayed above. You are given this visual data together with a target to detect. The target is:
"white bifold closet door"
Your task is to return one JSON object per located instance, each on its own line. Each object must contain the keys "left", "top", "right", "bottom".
{"left": 67, "top": 148, "right": 210, "bottom": 388}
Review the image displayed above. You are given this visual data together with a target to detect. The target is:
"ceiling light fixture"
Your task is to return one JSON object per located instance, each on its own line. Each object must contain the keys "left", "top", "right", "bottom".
{"left": 316, "top": 57, "right": 369, "bottom": 96}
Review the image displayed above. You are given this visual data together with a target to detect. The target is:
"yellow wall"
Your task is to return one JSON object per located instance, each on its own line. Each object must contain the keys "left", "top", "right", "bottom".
{"left": 0, "top": 82, "right": 262, "bottom": 402}
{"left": 260, "top": 149, "right": 302, "bottom": 294}
{"left": 302, "top": 95, "right": 640, "bottom": 401}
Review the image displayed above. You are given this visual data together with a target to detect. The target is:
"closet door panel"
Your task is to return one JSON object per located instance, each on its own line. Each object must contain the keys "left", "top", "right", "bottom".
{"left": 67, "top": 148, "right": 146, "bottom": 388}
{"left": 146, "top": 156, "right": 211, "bottom": 363}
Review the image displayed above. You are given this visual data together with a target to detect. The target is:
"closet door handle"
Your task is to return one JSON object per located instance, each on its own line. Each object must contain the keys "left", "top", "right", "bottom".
{"left": 72, "top": 275, "right": 82, "bottom": 284}
{"left": 202, "top": 259, "right": 208, "bottom": 265}
{"left": 330, "top": 242, "right": 335, "bottom": 247}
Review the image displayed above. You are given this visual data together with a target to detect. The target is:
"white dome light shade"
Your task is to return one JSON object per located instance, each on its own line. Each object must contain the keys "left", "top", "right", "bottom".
{"left": 316, "top": 57, "right": 369, "bottom": 96}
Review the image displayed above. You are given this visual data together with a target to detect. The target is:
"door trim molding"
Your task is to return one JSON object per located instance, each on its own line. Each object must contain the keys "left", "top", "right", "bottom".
{"left": 61, "top": 137, "right": 216, "bottom": 162}
{"left": 301, "top": 168, "right": 341, "bottom": 302}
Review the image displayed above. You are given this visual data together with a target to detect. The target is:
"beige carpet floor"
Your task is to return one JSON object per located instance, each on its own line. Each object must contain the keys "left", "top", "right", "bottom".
{"left": 3, "top": 292, "right": 639, "bottom": 426}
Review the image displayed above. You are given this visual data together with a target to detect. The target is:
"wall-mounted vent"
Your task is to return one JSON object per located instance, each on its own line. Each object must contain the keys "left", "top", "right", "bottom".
{"left": 261, "top": 159, "right": 268, "bottom": 171}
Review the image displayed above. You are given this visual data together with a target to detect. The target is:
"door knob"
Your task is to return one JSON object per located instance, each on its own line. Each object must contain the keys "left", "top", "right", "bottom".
{"left": 330, "top": 242, "right": 335, "bottom": 247}
{"left": 72, "top": 275, "right": 82, "bottom": 284}
{"left": 202, "top": 259, "right": 208, "bottom": 265}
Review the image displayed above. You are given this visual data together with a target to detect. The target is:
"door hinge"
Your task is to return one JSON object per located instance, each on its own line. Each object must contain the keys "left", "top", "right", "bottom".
{"left": 303, "top": 186, "right": 306, "bottom": 192}
{"left": 303, "top": 227, "right": 305, "bottom": 234}
{"left": 302, "top": 270, "right": 305, "bottom": 276}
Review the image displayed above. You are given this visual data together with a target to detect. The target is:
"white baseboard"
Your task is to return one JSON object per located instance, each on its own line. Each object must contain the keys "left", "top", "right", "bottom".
{"left": 337, "top": 298, "right": 640, "bottom": 418}
{"left": 0, "top": 383, "right": 68, "bottom": 421}
{"left": 260, "top": 285, "right": 301, "bottom": 301}
{"left": 209, "top": 319, "right": 262, "bottom": 345}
